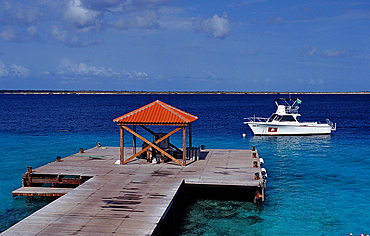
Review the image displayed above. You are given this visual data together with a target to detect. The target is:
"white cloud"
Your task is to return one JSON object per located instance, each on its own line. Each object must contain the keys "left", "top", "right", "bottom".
{"left": 58, "top": 58, "right": 120, "bottom": 77}
{"left": 82, "top": 0, "right": 171, "bottom": 12}
{"left": 51, "top": 26, "right": 68, "bottom": 43}
{"left": 112, "top": 18, "right": 128, "bottom": 30}
{"left": 0, "top": 0, "right": 190, "bottom": 46}
{"left": 124, "top": 70, "right": 155, "bottom": 81}
{"left": 132, "top": 11, "right": 160, "bottom": 29}
{"left": 0, "top": 61, "right": 9, "bottom": 77}
{"left": 301, "top": 46, "right": 317, "bottom": 56}
{"left": 323, "top": 48, "right": 354, "bottom": 57}
{"left": 125, "top": 71, "right": 133, "bottom": 78}
{"left": 64, "top": 0, "right": 101, "bottom": 30}
{"left": 134, "top": 71, "right": 149, "bottom": 80}
{"left": 0, "top": 60, "right": 30, "bottom": 78}
{"left": 299, "top": 79, "right": 325, "bottom": 85}
{"left": 41, "top": 71, "right": 51, "bottom": 76}
{"left": 27, "top": 26, "right": 38, "bottom": 37}
{"left": 193, "top": 13, "right": 231, "bottom": 39}
{"left": 204, "top": 70, "right": 216, "bottom": 78}
{"left": 11, "top": 64, "right": 30, "bottom": 77}
{"left": 301, "top": 46, "right": 354, "bottom": 58}
{"left": 111, "top": 11, "right": 161, "bottom": 30}
{"left": 2, "top": 3, "right": 41, "bottom": 26}
{"left": 50, "top": 25, "right": 102, "bottom": 47}
{"left": 0, "top": 28, "right": 18, "bottom": 42}
{"left": 308, "top": 79, "right": 315, "bottom": 84}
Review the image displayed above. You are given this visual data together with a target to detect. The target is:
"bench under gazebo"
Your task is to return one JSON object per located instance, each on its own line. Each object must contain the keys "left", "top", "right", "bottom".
{"left": 113, "top": 100, "right": 198, "bottom": 166}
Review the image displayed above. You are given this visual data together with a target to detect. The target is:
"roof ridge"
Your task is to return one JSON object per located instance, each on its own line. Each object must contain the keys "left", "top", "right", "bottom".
{"left": 158, "top": 101, "right": 198, "bottom": 122}
{"left": 114, "top": 100, "right": 158, "bottom": 121}
{"left": 159, "top": 102, "right": 187, "bottom": 122}
{"left": 113, "top": 100, "right": 198, "bottom": 124}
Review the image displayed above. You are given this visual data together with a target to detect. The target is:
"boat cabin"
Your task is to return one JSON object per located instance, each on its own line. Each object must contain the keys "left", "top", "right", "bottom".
{"left": 268, "top": 102, "right": 301, "bottom": 123}
{"left": 268, "top": 114, "right": 299, "bottom": 122}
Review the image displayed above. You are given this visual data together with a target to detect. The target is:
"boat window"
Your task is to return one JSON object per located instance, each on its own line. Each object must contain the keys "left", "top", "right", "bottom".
{"left": 273, "top": 115, "right": 282, "bottom": 121}
{"left": 268, "top": 114, "right": 278, "bottom": 122}
{"left": 280, "top": 115, "right": 296, "bottom": 121}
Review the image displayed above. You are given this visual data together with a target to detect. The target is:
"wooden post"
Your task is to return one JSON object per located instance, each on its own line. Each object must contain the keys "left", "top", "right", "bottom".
{"left": 133, "top": 125, "right": 137, "bottom": 154}
{"left": 182, "top": 126, "right": 186, "bottom": 166}
{"left": 120, "top": 126, "right": 124, "bottom": 165}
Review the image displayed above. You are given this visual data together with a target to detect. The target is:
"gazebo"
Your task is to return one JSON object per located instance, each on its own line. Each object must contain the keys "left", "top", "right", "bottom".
{"left": 113, "top": 100, "right": 198, "bottom": 166}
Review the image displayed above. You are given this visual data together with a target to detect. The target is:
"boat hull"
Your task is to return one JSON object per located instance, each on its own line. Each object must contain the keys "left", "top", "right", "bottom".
{"left": 246, "top": 122, "right": 333, "bottom": 136}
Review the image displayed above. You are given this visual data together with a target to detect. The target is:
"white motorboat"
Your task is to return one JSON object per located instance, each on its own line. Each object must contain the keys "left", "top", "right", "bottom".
{"left": 244, "top": 98, "right": 336, "bottom": 135}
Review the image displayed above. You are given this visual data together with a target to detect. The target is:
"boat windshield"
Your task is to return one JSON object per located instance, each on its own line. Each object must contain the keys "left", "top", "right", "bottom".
{"left": 267, "top": 114, "right": 277, "bottom": 122}
{"left": 280, "top": 115, "right": 297, "bottom": 121}
{"left": 268, "top": 114, "right": 297, "bottom": 122}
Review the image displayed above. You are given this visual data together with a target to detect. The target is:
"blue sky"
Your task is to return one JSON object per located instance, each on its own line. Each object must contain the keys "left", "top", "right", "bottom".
{"left": 0, "top": 0, "right": 369, "bottom": 92}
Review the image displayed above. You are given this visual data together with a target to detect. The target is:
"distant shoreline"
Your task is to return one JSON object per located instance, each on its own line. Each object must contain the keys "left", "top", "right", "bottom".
{"left": 1, "top": 90, "right": 369, "bottom": 95}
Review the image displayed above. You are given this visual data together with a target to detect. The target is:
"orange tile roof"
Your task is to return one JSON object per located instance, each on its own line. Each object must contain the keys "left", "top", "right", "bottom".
{"left": 113, "top": 100, "right": 198, "bottom": 125}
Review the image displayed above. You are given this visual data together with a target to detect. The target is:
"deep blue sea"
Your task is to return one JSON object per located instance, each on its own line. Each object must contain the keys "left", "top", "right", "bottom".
{"left": 0, "top": 93, "right": 369, "bottom": 235}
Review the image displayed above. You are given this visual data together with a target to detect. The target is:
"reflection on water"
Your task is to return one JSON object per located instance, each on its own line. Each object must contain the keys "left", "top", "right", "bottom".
{"left": 250, "top": 135, "right": 333, "bottom": 157}
{"left": 251, "top": 135, "right": 332, "bottom": 147}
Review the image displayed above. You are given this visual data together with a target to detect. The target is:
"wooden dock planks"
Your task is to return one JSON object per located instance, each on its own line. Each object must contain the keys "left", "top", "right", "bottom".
{"left": 12, "top": 187, "right": 73, "bottom": 197}
{"left": 1, "top": 147, "right": 265, "bottom": 236}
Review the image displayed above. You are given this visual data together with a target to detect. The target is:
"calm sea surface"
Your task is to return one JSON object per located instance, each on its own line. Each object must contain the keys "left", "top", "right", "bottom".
{"left": 0, "top": 94, "right": 369, "bottom": 235}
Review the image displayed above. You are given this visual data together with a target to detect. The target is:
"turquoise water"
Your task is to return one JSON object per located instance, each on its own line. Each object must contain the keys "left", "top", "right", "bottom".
{"left": 179, "top": 135, "right": 370, "bottom": 235}
{"left": 1, "top": 94, "right": 370, "bottom": 235}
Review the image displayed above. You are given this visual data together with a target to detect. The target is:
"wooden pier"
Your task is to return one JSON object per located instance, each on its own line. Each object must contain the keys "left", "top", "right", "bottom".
{"left": 3, "top": 146, "right": 266, "bottom": 236}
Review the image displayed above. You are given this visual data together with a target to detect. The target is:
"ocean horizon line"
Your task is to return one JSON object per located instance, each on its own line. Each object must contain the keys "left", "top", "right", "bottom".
{"left": 1, "top": 90, "right": 370, "bottom": 95}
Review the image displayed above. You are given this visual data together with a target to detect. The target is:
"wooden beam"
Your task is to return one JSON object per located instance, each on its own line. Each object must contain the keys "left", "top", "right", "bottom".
{"left": 169, "top": 143, "right": 182, "bottom": 153}
{"left": 140, "top": 125, "right": 185, "bottom": 154}
{"left": 121, "top": 129, "right": 176, "bottom": 164}
{"left": 182, "top": 126, "right": 186, "bottom": 166}
{"left": 121, "top": 125, "right": 174, "bottom": 163}
{"left": 119, "top": 126, "right": 124, "bottom": 165}
{"left": 140, "top": 125, "right": 155, "bottom": 135}
{"left": 133, "top": 125, "right": 137, "bottom": 154}
{"left": 121, "top": 126, "right": 184, "bottom": 165}
{"left": 124, "top": 126, "right": 183, "bottom": 165}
